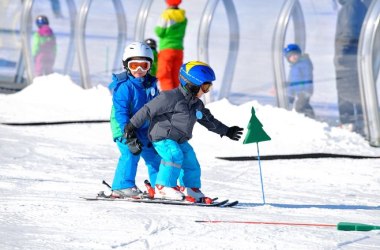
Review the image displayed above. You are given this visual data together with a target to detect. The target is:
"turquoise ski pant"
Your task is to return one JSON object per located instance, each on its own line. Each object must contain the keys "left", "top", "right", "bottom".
{"left": 112, "top": 139, "right": 161, "bottom": 190}
{"left": 153, "top": 139, "right": 201, "bottom": 188}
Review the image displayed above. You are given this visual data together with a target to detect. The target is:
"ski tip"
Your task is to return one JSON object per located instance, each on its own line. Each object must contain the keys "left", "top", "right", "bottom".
{"left": 222, "top": 200, "right": 239, "bottom": 207}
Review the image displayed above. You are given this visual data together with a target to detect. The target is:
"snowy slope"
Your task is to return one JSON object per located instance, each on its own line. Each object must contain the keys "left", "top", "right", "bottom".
{"left": 2, "top": 1, "right": 380, "bottom": 248}
{"left": 1, "top": 75, "right": 380, "bottom": 250}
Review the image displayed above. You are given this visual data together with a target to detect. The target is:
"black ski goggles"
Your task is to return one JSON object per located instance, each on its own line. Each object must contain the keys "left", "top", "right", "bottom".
{"left": 200, "top": 82, "right": 212, "bottom": 93}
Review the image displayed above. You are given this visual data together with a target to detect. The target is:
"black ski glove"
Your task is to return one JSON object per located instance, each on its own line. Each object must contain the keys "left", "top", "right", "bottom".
{"left": 225, "top": 126, "right": 244, "bottom": 141}
{"left": 123, "top": 123, "right": 142, "bottom": 155}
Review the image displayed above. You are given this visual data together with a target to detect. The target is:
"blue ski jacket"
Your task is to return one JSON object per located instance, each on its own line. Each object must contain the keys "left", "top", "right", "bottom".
{"left": 287, "top": 54, "right": 314, "bottom": 97}
{"left": 109, "top": 72, "right": 159, "bottom": 143}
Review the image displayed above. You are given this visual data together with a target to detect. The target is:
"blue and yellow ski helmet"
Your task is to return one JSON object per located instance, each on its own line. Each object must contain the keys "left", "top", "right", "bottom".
{"left": 179, "top": 61, "right": 216, "bottom": 95}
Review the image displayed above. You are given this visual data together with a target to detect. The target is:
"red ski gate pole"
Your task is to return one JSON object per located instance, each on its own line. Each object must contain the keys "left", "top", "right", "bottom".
{"left": 195, "top": 221, "right": 380, "bottom": 231}
{"left": 195, "top": 220, "right": 335, "bottom": 228}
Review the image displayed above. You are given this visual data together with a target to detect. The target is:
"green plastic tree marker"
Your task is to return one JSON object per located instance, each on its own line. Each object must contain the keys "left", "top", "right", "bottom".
{"left": 243, "top": 107, "right": 271, "bottom": 144}
{"left": 243, "top": 107, "right": 271, "bottom": 204}
{"left": 337, "top": 222, "right": 380, "bottom": 231}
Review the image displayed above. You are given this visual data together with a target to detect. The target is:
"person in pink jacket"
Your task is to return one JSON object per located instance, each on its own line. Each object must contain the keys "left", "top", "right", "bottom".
{"left": 32, "top": 15, "right": 57, "bottom": 76}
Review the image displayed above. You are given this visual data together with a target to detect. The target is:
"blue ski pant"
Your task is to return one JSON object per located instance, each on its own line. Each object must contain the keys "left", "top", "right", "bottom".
{"left": 112, "top": 139, "right": 161, "bottom": 190}
{"left": 153, "top": 139, "right": 201, "bottom": 188}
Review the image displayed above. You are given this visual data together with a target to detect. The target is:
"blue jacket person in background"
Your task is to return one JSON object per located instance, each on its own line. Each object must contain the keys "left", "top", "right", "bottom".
{"left": 124, "top": 61, "right": 243, "bottom": 202}
{"left": 283, "top": 44, "right": 315, "bottom": 118}
{"left": 109, "top": 42, "right": 161, "bottom": 198}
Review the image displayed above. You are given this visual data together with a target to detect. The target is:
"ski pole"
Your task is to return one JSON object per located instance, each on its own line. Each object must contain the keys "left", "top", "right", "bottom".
{"left": 102, "top": 180, "right": 112, "bottom": 189}
{"left": 256, "top": 143, "right": 265, "bottom": 204}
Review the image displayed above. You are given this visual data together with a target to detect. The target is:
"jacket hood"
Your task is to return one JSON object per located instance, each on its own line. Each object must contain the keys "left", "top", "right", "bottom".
{"left": 109, "top": 71, "right": 156, "bottom": 92}
{"left": 163, "top": 8, "right": 186, "bottom": 23}
{"left": 38, "top": 25, "right": 53, "bottom": 36}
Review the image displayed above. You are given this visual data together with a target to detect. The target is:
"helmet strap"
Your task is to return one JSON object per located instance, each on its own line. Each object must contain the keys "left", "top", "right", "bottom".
{"left": 180, "top": 75, "right": 199, "bottom": 96}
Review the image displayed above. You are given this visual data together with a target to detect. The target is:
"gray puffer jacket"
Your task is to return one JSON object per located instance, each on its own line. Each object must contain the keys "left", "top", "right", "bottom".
{"left": 130, "top": 86, "right": 229, "bottom": 143}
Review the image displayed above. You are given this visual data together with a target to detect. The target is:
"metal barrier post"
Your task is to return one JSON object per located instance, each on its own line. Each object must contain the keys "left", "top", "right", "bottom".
{"left": 197, "top": 0, "right": 239, "bottom": 103}
{"left": 76, "top": 0, "right": 92, "bottom": 89}
{"left": 63, "top": 0, "right": 77, "bottom": 75}
{"left": 112, "top": 0, "right": 127, "bottom": 72}
{"left": 20, "top": 0, "right": 34, "bottom": 84}
{"left": 358, "top": 0, "right": 380, "bottom": 146}
{"left": 134, "top": 0, "right": 153, "bottom": 41}
{"left": 272, "top": 0, "right": 305, "bottom": 109}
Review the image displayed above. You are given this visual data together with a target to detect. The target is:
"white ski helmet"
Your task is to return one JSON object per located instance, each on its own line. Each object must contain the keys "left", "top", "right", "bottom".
{"left": 122, "top": 41, "right": 154, "bottom": 63}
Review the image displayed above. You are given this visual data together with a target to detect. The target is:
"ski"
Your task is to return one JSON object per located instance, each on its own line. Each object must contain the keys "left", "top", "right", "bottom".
{"left": 80, "top": 193, "right": 233, "bottom": 207}
{"left": 81, "top": 180, "right": 239, "bottom": 207}
{"left": 222, "top": 200, "right": 239, "bottom": 207}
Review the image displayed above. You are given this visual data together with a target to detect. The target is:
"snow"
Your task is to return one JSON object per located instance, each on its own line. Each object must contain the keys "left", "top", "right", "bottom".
{"left": 1, "top": 74, "right": 380, "bottom": 250}
{"left": 2, "top": 0, "right": 380, "bottom": 248}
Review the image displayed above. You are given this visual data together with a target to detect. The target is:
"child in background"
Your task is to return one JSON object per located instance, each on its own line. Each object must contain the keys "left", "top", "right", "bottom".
{"left": 283, "top": 44, "right": 315, "bottom": 118}
{"left": 109, "top": 41, "right": 161, "bottom": 198}
{"left": 155, "top": 0, "right": 187, "bottom": 90}
{"left": 144, "top": 38, "right": 158, "bottom": 77}
{"left": 32, "top": 15, "right": 56, "bottom": 76}
{"left": 124, "top": 61, "right": 243, "bottom": 202}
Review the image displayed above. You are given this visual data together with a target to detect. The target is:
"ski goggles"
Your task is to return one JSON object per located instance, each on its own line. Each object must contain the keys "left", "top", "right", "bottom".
{"left": 127, "top": 60, "right": 151, "bottom": 72}
{"left": 200, "top": 82, "right": 212, "bottom": 93}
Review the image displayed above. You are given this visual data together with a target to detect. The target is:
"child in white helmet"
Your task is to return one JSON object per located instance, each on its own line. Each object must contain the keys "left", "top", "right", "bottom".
{"left": 109, "top": 41, "right": 161, "bottom": 198}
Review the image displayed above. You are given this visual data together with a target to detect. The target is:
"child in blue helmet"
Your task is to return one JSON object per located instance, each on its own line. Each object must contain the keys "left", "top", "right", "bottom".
{"left": 124, "top": 61, "right": 243, "bottom": 202}
{"left": 283, "top": 44, "right": 315, "bottom": 118}
{"left": 109, "top": 41, "right": 161, "bottom": 198}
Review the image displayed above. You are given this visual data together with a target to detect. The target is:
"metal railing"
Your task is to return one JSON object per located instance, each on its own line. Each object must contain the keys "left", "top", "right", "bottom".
{"left": 358, "top": 0, "right": 380, "bottom": 146}
{"left": 63, "top": 0, "right": 77, "bottom": 75}
{"left": 20, "top": 0, "right": 34, "bottom": 84}
{"left": 197, "top": 0, "right": 239, "bottom": 102}
{"left": 19, "top": 0, "right": 77, "bottom": 83}
{"left": 134, "top": 0, "right": 153, "bottom": 42}
{"left": 272, "top": 0, "right": 305, "bottom": 109}
{"left": 76, "top": 0, "right": 127, "bottom": 89}
{"left": 8, "top": 0, "right": 380, "bottom": 147}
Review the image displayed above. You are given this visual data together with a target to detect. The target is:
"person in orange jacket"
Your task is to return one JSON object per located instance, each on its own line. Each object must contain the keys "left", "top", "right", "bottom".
{"left": 155, "top": 0, "right": 187, "bottom": 91}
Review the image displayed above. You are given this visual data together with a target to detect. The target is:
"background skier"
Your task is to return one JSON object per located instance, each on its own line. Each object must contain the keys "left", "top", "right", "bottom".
{"left": 32, "top": 15, "right": 56, "bottom": 76}
{"left": 283, "top": 43, "right": 315, "bottom": 118}
{"left": 155, "top": 0, "right": 187, "bottom": 90}
{"left": 144, "top": 38, "right": 158, "bottom": 77}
